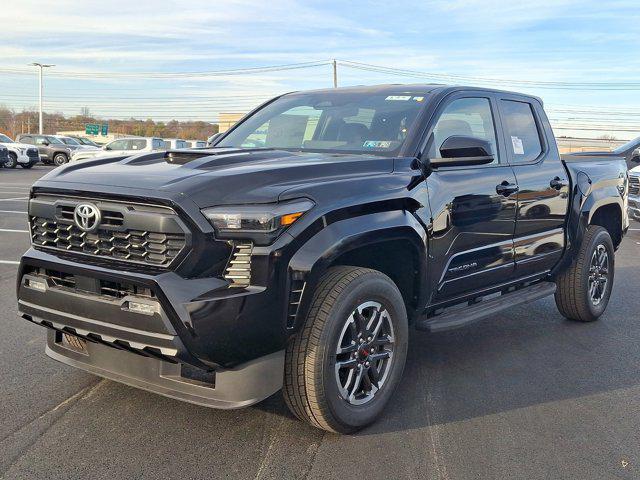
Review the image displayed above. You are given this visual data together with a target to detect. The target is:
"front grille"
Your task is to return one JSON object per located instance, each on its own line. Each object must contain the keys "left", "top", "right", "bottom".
{"left": 27, "top": 148, "right": 39, "bottom": 160}
{"left": 0, "top": 149, "right": 7, "bottom": 162}
{"left": 29, "top": 195, "right": 188, "bottom": 269}
{"left": 629, "top": 175, "right": 640, "bottom": 196}
{"left": 224, "top": 243, "right": 252, "bottom": 287}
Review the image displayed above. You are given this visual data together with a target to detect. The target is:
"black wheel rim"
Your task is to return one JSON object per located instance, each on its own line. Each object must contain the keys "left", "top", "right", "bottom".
{"left": 334, "top": 301, "right": 395, "bottom": 405}
{"left": 589, "top": 244, "right": 609, "bottom": 306}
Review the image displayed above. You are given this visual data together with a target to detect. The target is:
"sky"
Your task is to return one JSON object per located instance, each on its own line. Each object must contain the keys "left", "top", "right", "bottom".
{"left": 1, "top": 0, "right": 639, "bottom": 139}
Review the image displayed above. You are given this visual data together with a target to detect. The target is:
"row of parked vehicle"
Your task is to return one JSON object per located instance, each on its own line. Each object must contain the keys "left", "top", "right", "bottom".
{"left": 70, "top": 137, "right": 206, "bottom": 162}
{"left": 0, "top": 133, "right": 207, "bottom": 168}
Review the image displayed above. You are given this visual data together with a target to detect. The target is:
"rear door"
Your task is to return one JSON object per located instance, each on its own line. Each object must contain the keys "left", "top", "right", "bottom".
{"left": 497, "top": 95, "right": 570, "bottom": 277}
{"left": 425, "top": 92, "right": 519, "bottom": 301}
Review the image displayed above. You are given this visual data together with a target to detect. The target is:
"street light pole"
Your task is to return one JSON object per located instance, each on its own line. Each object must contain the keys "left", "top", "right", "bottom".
{"left": 28, "top": 62, "right": 55, "bottom": 134}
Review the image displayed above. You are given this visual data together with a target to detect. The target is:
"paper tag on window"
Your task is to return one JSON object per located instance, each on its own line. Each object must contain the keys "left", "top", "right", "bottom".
{"left": 511, "top": 136, "right": 524, "bottom": 155}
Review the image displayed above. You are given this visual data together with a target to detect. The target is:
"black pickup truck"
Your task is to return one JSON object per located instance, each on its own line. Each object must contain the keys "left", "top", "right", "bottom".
{"left": 17, "top": 85, "right": 629, "bottom": 433}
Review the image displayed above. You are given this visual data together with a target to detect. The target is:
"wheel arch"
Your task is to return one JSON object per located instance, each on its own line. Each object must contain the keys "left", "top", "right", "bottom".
{"left": 287, "top": 210, "right": 428, "bottom": 330}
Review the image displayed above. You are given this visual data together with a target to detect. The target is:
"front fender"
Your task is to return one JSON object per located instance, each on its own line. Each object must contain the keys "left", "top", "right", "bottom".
{"left": 287, "top": 210, "right": 428, "bottom": 329}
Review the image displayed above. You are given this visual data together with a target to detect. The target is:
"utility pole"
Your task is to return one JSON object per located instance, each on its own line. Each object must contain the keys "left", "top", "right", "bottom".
{"left": 332, "top": 59, "right": 338, "bottom": 88}
{"left": 28, "top": 62, "right": 55, "bottom": 134}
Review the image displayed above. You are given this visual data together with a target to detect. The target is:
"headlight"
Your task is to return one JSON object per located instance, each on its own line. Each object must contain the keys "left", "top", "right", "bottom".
{"left": 202, "top": 199, "right": 314, "bottom": 244}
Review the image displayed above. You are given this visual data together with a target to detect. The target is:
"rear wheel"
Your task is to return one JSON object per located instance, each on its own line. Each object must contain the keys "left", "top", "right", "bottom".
{"left": 5, "top": 152, "right": 18, "bottom": 168}
{"left": 555, "top": 226, "right": 614, "bottom": 322}
{"left": 53, "top": 153, "right": 68, "bottom": 166}
{"left": 283, "top": 266, "right": 408, "bottom": 433}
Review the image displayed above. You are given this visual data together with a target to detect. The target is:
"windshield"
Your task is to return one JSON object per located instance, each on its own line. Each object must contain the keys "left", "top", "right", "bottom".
{"left": 218, "top": 91, "right": 428, "bottom": 156}
{"left": 614, "top": 136, "right": 640, "bottom": 154}
{"left": 45, "top": 136, "right": 64, "bottom": 145}
{"left": 61, "top": 137, "right": 80, "bottom": 145}
{"left": 77, "top": 138, "right": 95, "bottom": 145}
{"left": 0, "top": 134, "right": 13, "bottom": 143}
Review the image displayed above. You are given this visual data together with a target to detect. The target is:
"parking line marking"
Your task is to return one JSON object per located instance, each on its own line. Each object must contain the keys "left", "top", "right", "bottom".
{"left": 0, "top": 260, "right": 19, "bottom": 265}
{"left": 0, "top": 228, "right": 29, "bottom": 233}
{"left": 0, "top": 210, "right": 27, "bottom": 214}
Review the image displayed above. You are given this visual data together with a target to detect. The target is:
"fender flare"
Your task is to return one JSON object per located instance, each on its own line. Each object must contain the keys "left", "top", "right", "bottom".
{"left": 553, "top": 184, "right": 623, "bottom": 275}
{"left": 286, "top": 210, "right": 428, "bottom": 329}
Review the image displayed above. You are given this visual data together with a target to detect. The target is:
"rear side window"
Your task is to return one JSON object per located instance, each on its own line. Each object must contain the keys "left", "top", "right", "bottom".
{"left": 127, "top": 139, "right": 147, "bottom": 150}
{"left": 501, "top": 100, "right": 542, "bottom": 163}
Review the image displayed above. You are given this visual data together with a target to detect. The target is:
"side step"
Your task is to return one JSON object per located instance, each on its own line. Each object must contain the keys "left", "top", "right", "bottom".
{"left": 416, "top": 281, "right": 557, "bottom": 333}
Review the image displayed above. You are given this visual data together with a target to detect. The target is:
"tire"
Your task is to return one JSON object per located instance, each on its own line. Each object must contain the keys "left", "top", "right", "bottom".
{"left": 20, "top": 162, "right": 34, "bottom": 169}
{"left": 555, "top": 225, "right": 615, "bottom": 322}
{"left": 5, "top": 152, "right": 18, "bottom": 168}
{"left": 283, "top": 266, "right": 408, "bottom": 433}
{"left": 53, "top": 153, "right": 68, "bottom": 166}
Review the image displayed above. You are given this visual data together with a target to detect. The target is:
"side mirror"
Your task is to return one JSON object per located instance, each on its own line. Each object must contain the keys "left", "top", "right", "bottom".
{"left": 207, "top": 132, "right": 222, "bottom": 146}
{"left": 42, "top": 141, "right": 50, "bottom": 146}
{"left": 431, "top": 136, "right": 494, "bottom": 167}
{"left": 632, "top": 149, "right": 640, "bottom": 161}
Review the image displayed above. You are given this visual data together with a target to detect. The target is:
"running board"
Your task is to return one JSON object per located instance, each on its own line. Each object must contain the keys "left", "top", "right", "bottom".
{"left": 416, "top": 282, "right": 557, "bottom": 333}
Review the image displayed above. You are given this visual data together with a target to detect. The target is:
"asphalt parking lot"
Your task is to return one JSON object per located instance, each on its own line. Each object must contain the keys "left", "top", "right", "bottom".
{"left": 1, "top": 165, "right": 640, "bottom": 480}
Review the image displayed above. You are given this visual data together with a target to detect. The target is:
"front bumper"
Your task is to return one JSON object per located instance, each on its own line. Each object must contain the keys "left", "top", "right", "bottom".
{"left": 45, "top": 330, "right": 284, "bottom": 409}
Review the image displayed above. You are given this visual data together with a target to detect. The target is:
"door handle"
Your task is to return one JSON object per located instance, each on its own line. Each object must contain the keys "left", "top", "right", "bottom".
{"left": 496, "top": 181, "right": 519, "bottom": 197}
{"left": 550, "top": 177, "right": 569, "bottom": 190}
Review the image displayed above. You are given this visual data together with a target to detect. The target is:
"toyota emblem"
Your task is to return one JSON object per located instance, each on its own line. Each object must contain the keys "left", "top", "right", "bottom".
{"left": 73, "top": 203, "right": 101, "bottom": 232}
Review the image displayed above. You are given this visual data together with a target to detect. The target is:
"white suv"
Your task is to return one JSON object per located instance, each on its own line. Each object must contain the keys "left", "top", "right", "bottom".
{"left": 0, "top": 133, "right": 40, "bottom": 168}
{"left": 71, "top": 137, "right": 165, "bottom": 162}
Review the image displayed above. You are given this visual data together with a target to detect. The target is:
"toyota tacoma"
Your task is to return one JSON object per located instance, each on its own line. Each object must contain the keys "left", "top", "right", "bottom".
{"left": 17, "top": 85, "right": 629, "bottom": 433}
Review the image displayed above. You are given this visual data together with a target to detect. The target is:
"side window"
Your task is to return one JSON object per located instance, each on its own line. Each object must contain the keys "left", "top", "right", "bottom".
{"left": 501, "top": 100, "right": 543, "bottom": 163}
{"left": 21, "top": 136, "right": 33, "bottom": 144}
{"left": 127, "top": 139, "right": 147, "bottom": 150}
{"left": 35, "top": 136, "right": 47, "bottom": 145}
{"left": 430, "top": 97, "right": 498, "bottom": 164}
{"left": 106, "top": 140, "right": 126, "bottom": 150}
{"left": 163, "top": 140, "right": 172, "bottom": 149}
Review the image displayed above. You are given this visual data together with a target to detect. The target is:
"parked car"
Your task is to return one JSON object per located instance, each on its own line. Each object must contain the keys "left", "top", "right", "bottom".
{"left": 71, "top": 137, "right": 165, "bottom": 161}
{"left": 16, "top": 134, "right": 77, "bottom": 166}
{"left": 0, "top": 133, "right": 40, "bottom": 168}
{"left": 162, "top": 138, "right": 189, "bottom": 149}
{"left": 68, "top": 136, "right": 100, "bottom": 148}
{"left": 17, "top": 85, "right": 629, "bottom": 434}
{"left": 52, "top": 135, "right": 100, "bottom": 151}
{"left": 628, "top": 165, "right": 640, "bottom": 221}
{"left": 186, "top": 140, "right": 207, "bottom": 148}
{"left": 564, "top": 135, "right": 640, "bottom": 170}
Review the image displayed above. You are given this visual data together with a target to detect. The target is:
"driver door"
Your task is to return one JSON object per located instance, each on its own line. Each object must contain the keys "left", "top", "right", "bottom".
{"left": 425, "top": 93, "right": 518, "bottom": 301}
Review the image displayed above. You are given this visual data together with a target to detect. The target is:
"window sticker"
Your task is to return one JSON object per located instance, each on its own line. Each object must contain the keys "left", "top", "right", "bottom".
{"left": 363, "top": 140, "right": 392, "bottom": 148}
{"left": 511, "top": 136, "right": 525, "bottom": 155}
{"left": 385, "top": 95, "right": 412, "bottom": 101}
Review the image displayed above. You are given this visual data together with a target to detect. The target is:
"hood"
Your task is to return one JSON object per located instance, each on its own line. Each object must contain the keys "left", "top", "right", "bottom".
{"left": 37, "top": 148, "right": 394, "bottom": 207}
{"left": 0, "top": 142, "right": 37, "bottom": 151}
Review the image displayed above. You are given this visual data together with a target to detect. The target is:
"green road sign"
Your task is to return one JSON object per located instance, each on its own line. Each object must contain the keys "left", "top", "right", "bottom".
{"left": 85, "top": 124, "right": 109, "bottom": 136}
{"left": 85, "top": 124, "right": 100, "bottom": 135}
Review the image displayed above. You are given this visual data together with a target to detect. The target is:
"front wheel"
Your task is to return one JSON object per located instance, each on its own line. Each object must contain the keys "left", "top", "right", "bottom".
{"left": 555, "top": 225, "right": 615, "bottom": 322}
{"left": 5, "top": 152, "right": 18, "bottom": 168}
{"left": 284, "top": 266, "right": 408, "bottom": 433}
{"left": 20, "top": 162, "right": 34, "bottom": 169}
{"left": 53, "top": 153, "right": 68, "bottom": 166}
